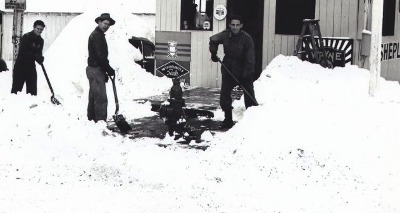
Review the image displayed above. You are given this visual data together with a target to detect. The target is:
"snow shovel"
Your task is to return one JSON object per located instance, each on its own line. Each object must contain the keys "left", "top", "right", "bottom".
{"left": 217, "top": 58, "right": 259, "bottom": 106}
{"left": 109, "top": 75, "right": 132, "bottom": 133}
{"left": 40, "top": 63, "right": 61, "bottom": 105}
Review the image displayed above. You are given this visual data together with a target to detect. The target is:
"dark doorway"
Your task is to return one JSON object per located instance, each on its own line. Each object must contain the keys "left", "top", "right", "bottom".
{"left": 227, "top": 0, "right": 264, "bottom": 80}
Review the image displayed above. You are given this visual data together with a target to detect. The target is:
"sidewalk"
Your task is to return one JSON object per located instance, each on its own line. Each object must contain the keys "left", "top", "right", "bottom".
{"left": 110, "top": 87, "right": 242, "bottom": 139}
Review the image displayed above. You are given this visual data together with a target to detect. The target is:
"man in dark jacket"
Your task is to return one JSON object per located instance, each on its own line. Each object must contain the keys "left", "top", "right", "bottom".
{"left": 11, "top": 20, "right": 45, "bottom": 96}
{"left": 86, "top": 13, "right": 116, "bottom": 122}
{"left": 209, "top": 15, "right": 258, "bottom": 129}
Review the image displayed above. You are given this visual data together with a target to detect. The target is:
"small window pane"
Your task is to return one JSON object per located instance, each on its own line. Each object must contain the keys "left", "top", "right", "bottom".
{"left": 275, "top": 0, "right": 316, "bottom": 35}
{"left": 382, "top": 0, "right": 396, "bottom": 36}
{"left": 181, "top": 0, "right": 213, "bottom": 31}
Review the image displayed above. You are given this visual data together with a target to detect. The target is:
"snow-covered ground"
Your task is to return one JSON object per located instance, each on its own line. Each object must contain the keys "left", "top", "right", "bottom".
{"left": 1, "top": 2, "right": 400, "bottom": 213}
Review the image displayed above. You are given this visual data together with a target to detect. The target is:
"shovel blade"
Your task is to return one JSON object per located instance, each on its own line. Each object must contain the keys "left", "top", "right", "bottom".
{"left": 51, "top": 96, "right": 61, "bottom": 105}
{"left": 113, "top": 114, "right": 132, "bottom": 133}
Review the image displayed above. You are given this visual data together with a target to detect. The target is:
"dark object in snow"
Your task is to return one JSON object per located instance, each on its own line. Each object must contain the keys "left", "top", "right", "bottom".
{"left": 151, "top": 79, "right": 214, "bottom": 142}
{"left": 110, "top": 75, "right": 132, "bottom": 133}
{"left": 39, "top": 63, "right": 61, "bottom": 105}
{"left": 219, "top": 120, "right": 235, "bottom": 130}
{"left": 0, "top": 58, "right": 8, "bottom": 72}
{"left": 128, "top": 36, "right": 155, "bottom": 74}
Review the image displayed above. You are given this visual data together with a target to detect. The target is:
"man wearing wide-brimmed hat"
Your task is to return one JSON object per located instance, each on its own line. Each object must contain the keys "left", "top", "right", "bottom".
{"left": 86, "top": 13, "right": 116, "bottom": 122}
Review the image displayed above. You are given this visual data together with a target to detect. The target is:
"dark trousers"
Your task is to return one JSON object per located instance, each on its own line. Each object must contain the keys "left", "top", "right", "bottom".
{"left": 86, "top": 66, "right": 108, "bottom": 122}
{"left": 220, "top": 74, "right": 257, "bottom": 112}
{"left": 11, "top": 63, "right": 37, "bottom": 96}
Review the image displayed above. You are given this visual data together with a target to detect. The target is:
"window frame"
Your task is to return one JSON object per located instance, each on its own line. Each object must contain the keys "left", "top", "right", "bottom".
{"left": 180, "top": 0, "right": 214, "bottom": 31}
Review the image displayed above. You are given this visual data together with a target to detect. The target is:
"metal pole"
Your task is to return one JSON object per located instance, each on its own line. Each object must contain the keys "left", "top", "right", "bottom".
{"left": 12, "top": 9, "right": 24, "bottom": 67}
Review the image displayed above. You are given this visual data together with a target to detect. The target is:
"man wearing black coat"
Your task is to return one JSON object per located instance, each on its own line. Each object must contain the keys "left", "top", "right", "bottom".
{"left": 11, "top": 20, "right": 45, "bottom": 96}
{"left": 86, "top": 13, "right": 116, "bottom": 122}
{"left": 209, "top": 15, "right": 258, "bottom": 129}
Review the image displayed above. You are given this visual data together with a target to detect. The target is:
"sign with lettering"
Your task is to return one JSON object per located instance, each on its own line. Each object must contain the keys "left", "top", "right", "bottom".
{"left": 5, "top": 0, "right": 26, "bottom": 10}
{"left": 156, "top": 31, "right": 191, "bottom": 85}
{"left": 302, "top": 47, "right": 345, "bottom": 67}
{"left": 156, "top": 60, "right": 189, "bottom": 79}
{"left": 381, "top": 42, "right": 400, "bottom": 61}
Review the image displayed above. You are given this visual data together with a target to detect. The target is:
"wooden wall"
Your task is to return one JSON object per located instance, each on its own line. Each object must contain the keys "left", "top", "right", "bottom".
{"left": 156, "top": 0, "right": 226, "bottom": 88}
{"left": 262, "top": 0, "right": 361, "bottom": 69}
{"left": 1, "top": 12, "right": 80, "bottom": 60}
{"left": 157, "top": 0, "right": 400, "bottom": 86}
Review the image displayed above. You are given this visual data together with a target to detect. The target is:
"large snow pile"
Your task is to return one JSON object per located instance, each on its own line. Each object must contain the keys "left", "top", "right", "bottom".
{"left": 1, "top": 53, "right": 399, "bottom": 212}
{"left": 208, "top": 55, "right": 400, "bottom": 212}
{"left": 0, "top": 10, "right": 171, "bottom": 121}
{"left": 1, "top": 11, "right": 399, "bottom": 210}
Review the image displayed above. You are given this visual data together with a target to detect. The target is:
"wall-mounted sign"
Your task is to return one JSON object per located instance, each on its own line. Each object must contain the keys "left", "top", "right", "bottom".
{"left": 381, "top": 42, "right": 400, "bottom": 61}
{"left": 213, "top": 5, "right": 227, "bottom": 21}
{"left": 156, "top": 60, "right": 189, "bottom": 79}
{"left": 300, "top": 37, "right": 354, "bottom": 67}
{"left": 167, "top": 41, "right": 178, "bottom": 58}
{"left": 301, "top": 47, "right": 345, "bottom": 67}
{"left": 5, "top": 0, "right": 26, "bottom": 10}
{"left": 155, "top": 31, "right": 191, "bottom": 85}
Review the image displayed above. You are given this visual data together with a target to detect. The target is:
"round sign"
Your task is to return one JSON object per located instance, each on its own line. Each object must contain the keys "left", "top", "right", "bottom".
{"left": 213, "top": 5, "right": 227, "bottom": 21}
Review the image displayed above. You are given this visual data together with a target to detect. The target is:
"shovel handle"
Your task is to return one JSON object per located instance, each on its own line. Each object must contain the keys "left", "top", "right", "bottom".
{"left": 217, "top": 58, "right": 259, "bottom": 106}
{"left": 110, "top": 75, "right": 120, "bottom": 115}
{"left": 40, "top": 63, "right": 55, "bottom": 96}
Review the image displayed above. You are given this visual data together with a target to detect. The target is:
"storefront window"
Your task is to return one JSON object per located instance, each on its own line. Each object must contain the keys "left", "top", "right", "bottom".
{"left": 181, "top": 0, "right": 213, "bottom": 31}
{"left": 275, "top": 0, "right": 316, "bottom": 35}
{"left": 382, "top": 0, "right": 396, "bottom": 36}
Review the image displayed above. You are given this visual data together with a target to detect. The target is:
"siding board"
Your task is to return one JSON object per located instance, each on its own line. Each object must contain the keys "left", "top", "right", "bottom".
{"left": 333, "top": 0, "right": 342, "bottom": 36}
{"left": 165, "top": 0, "right": 173, "bottom": 31}
{"left": 340, "top": 0, "right": 350, "bottom": 36}
{"left": 349, "top": 0, "right": 358, "bottom": 38}
{"left": 318, "top": 0, "right": 328, "bottom": 36}
{"left": 156, "top": 0, "right": 161, "bottom": 30}
{"left": 274, "top": 35, "right": 281, "bottom": 57}
{"left": 287, "top": 35, "right": 295, "bottom": 56}
{"left": 281, "top": 35, "right": 288, "bottom": 55}
{"left": 326, "top": 0, "right": 335, "bottom": 37}
{"left": 268, "top": 0, "right": 276, "bottom": 62}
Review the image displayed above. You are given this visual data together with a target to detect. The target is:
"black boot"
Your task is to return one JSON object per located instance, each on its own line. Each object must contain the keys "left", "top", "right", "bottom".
{"left": 220, "top": 109, "right": 234, "bottom": 129}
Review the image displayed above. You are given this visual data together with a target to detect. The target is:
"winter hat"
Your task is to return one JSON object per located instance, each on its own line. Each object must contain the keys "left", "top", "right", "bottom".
{"left": 95, "top": 13, "right": 115, "bottom": 26}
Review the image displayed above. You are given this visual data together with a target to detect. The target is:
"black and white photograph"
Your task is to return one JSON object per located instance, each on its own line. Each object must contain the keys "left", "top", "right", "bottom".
{"left": 0, "top": 0, "right": 399, "bottom": 212}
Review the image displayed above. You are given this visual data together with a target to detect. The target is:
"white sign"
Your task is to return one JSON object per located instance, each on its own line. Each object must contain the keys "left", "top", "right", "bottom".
{"left": 5, "top": 0, "right": 26, "bottom": 10}
{"left": 213, "top": 5, "right": 227, "bottom": 21}
{"left": 203, "top": 21, "right": 210, "bottom": 30}
{"left": 167, "top": 41, "right": 178, "bottom": 58}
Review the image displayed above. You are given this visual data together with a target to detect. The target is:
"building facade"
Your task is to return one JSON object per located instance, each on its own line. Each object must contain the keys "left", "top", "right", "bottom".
{"left": 156, "top": 0, "right": 400, "bottom": 87}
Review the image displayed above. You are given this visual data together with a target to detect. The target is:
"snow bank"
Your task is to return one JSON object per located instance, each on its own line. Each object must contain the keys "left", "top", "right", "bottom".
{"left": 1, "top": 33, "right": 400, "bottom": 212}
{"left": 1, "top": 12, "right": 170, "bottom": 123}
{"left": 208, "top": 55, "right": 400, "bottom": 212}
